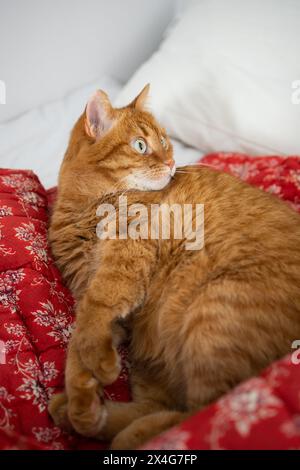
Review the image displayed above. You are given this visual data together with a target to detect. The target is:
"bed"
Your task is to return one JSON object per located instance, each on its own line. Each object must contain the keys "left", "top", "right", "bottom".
{"left": 1, "top": 0, "right": 300, "bottom": 451}
{"left": 1, "top": 153, "right": 300, "bottom": 450}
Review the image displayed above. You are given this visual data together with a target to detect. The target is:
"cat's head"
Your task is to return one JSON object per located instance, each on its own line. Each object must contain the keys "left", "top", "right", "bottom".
{"left": 60, "top": 85, "right": 175, "bottom": 198}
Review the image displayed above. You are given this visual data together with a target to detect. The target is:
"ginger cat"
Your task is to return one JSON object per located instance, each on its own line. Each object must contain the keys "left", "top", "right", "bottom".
{"left": 48, "top": 85, "right": 300, "bottom": 449}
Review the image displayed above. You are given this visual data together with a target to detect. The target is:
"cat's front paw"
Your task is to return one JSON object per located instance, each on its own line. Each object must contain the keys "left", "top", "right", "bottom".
{"left": 76, "top": 332, "right": 121, "bottom": 385}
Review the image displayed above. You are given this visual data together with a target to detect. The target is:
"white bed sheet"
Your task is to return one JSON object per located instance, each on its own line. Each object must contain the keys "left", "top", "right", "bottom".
{"left": 0, "top": 76, "right": 201, "bottom": 188}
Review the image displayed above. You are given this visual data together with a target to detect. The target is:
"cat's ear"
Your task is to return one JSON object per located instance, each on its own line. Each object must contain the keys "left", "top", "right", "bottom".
{"left": 85, "top": 90, "right": 114, "bottom": 140}
{"left": 130, "top": 83, "right": 150, "bottom": 111}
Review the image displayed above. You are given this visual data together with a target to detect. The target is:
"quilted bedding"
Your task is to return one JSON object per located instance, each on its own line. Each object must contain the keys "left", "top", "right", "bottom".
{"left": 0, "top": 153, "right": 300, "bottom": 450}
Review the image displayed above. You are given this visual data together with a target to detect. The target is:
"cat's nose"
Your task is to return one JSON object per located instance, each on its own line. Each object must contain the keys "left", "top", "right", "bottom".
{"left": 166, "top": 159, "right": 175, "bottom": 169}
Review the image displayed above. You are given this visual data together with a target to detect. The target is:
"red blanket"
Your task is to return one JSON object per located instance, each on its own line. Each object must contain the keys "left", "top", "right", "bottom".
{"left": 0, "top": 154, "right": 300, "bottom": 450}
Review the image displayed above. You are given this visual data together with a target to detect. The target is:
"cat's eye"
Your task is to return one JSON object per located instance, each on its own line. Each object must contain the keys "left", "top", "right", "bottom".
{"left": 161, "top": 136, "right": 168, "bottom": 149}
{"left": 133, "top": 138, "right": 147, "bottom": 154}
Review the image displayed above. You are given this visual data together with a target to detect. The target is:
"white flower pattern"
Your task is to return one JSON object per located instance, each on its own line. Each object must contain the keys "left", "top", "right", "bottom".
{"left": 0, "top": 205, "right": 13, "bottom": 217}
{"left": 32, "top": 426, "right": 63, "bottom": 449}
{"left": 207, "top": 378, "right": 282, "bottom": 449}
{"left": 32, "top": 300, "right": 73, "bottom": 346}
{"left": 0, "top": 222, "right": 16, "bottom": 256}
{"left": 15, "top": 222, "right": 49, "bottom": 268}
{"left": 0, "top": 387, "right": 16, "bottom": 431}
{"left": 0, "top": 270, "right": 25, "bottom": 313}
{"left": 1, "top": 174, "right": 44, "bottom": 214}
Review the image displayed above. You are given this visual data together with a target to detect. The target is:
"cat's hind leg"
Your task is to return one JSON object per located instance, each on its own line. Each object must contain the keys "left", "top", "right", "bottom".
{"left": 97, "top": 370, "right": 174, "bottom": 444}
{"left": 110, "top": 410, "right": 188, "bottom": 450}
{"left": 98, "top": 400, "right": 163, "bottom": 442}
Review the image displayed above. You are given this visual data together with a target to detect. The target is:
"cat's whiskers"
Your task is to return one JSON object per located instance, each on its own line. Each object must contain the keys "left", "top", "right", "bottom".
{"left": 137, "top": 167, "right": 170, "bottom": 180}
{"left": 175, "top": 162, "right": 219, "bottom": 174}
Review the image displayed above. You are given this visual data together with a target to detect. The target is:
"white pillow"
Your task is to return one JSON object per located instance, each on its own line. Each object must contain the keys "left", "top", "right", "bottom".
{"left": 115, "top": 0, "right": 300, "bottom": 155}
{"left": 0, "top": 75, "right": 122, "bottom": 188}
